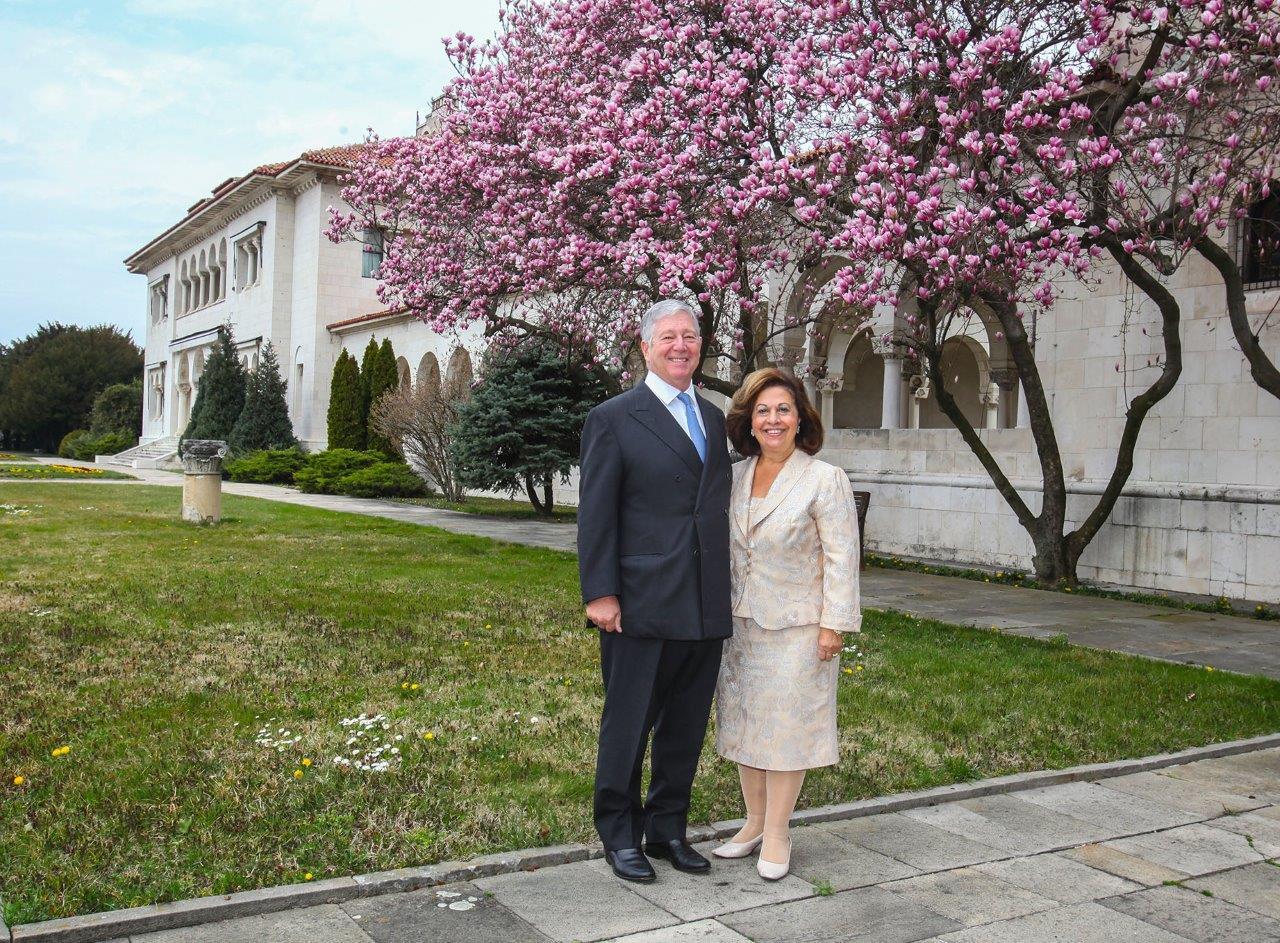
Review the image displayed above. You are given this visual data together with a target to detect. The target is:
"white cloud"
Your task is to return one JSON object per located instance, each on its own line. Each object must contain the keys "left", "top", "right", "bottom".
{"left": 0, "top": 0, "right": 502, "bottom": 344}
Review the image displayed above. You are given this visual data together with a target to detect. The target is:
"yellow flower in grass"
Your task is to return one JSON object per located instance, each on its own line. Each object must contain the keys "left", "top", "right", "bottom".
{"left": 401, "top": 682, "right": 410, "bottom": 690}
{"left": 13, "top": 775, "right": 24, "bottom": 786}
{"left": 304, "top": 872, "right": 313, "bottom": 881}
{"left": 50, "top": 745, "right": 70, "bottom": 757}
{"left": 293, "top": 769, "right": 304, "bottom": 779}
{"left": 856, "top": 665, "right": 864, "bottom": 671}
{"left": 423, "top": 731, "right": 435, "bottom": 741}
{"left": 842, "top": 667, "right": 853, "bottom": 676}
{"left": 1205, "top": 666, "right": 1215, "bottom": 672}
{"left": 302, "top": 758, "right": 312, "bottom": 767}
{"left": 410, "top": 683, "right": 420, "bottom": 691}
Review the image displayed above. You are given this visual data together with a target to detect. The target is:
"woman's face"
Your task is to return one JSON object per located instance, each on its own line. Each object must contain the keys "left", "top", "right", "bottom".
{"left": 751, "top": 384, "right": 799, "bottom": 457}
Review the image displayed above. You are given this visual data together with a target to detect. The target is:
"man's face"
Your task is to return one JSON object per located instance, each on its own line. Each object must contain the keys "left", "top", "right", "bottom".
{"left": 642, "top": 311, "right": 701, "bottom": 389}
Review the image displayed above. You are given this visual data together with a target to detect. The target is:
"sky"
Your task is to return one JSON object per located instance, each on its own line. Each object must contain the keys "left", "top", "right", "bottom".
{"left": 0, "top": 0, "right": 504, "bottom": 347}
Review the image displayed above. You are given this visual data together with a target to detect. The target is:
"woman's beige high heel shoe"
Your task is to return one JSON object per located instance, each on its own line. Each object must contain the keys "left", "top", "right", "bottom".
{"left": 756, "top": 839, "right": 791, "bottom": 880}
{"left": 712, "top": 832, "right": 763, "bottom": 859}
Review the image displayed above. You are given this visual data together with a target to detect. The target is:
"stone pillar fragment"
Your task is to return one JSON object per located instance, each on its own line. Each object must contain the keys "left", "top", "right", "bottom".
{"left": 873, "top": 337, "right": 904, "bottom": 430}
{"left": 180, "top": 439, "right": 228, "bottom": 524}
{"left": 815, "top": 376, "right": 844, "bottom": 432}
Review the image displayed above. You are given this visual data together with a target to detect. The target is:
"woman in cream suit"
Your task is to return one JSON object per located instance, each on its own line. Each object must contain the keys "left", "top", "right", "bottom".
{"left": 713, "top": 367, "right": 862, "bottom": 880}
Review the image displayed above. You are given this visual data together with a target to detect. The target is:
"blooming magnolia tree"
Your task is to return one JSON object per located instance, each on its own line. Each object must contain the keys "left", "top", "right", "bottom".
{"left": 330, "top": 0, "right": 862, "bottom": 395}
{"left": 783, "top": 0, "right": 1280, "bottom": 582}
{"left": 334, "top": 0, "right": 1279, "bottom": 583}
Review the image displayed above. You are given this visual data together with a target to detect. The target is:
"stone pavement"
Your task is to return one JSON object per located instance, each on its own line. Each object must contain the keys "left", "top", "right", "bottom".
{"left": 14, "top": 457, "right": 1280, "bottom": 679}
{"left": 106, "top": 747, "right": 1280, "bottom": 942}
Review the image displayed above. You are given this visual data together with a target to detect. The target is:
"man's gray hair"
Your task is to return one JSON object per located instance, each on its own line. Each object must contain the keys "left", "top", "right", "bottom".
{"left": 639, "top": 299, "right": 701, "bottom": 344}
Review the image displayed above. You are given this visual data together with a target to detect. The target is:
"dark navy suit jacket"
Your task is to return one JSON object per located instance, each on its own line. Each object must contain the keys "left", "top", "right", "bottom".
{"left": 577, "top": 383, "right": 733, "bottom": 640}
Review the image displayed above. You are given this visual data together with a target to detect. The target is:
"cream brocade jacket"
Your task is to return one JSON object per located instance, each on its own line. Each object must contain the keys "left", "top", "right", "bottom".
{"left": 730, "top": 450, "right": 862, "bottom": 634}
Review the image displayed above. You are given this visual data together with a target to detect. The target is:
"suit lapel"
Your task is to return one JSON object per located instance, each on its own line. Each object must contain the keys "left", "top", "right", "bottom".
{"left": 733, "top": 456, "right": 756, "bottom": 537}
{"left": 748, "top": 450, "right": 813, "bottom": 532}
{"left": 629, "top": 384, "right": 704, "bottom": 475}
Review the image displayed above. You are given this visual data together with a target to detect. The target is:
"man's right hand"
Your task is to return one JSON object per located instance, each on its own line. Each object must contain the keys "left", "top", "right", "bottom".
{"left": 586, "top": 595, "right": 623, "bottom": 633}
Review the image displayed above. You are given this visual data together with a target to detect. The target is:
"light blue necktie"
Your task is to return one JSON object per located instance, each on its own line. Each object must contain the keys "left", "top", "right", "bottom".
{"left": 677, "top": 391, "right": 707, "bottom": 463}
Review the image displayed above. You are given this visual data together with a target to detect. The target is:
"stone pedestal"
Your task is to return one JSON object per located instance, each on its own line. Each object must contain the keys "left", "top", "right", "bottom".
{"left": 180, "top": 439, "right": 227, "bottom": 524}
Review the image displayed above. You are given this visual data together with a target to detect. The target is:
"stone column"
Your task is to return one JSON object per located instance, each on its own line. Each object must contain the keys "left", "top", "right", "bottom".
{"left": 180, "top": 439, "right": 228, "bottom": 524}
{"left": 815, "top": 376, "right": 844, "bottom": 431}
{"left": 981, "top": 382, "right": 1001, "bottom": 430}
{"left": 1016, "top": 382, "right": 1031, "bottom": 428}
{"left": 873, "top": 337, "right": 903, "bottom": 429}
{"left": 909, "top": 376, "right": 930, "bottom": 429}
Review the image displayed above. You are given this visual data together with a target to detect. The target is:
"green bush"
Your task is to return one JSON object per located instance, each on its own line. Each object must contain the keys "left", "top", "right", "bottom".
{"left": 225, "top": 448, "right": 308, "bottom": 484}
{"left": 73, "top": 430, "right": 136, "bottom": 460}
{"left": 58, "top": 429, "right": 90, "bottom": 458}
{"left": 294, "top": 449, "right": 384, "bottom": 494}
{"left": 334, "top": 462, "right": 430, "bottom": 499}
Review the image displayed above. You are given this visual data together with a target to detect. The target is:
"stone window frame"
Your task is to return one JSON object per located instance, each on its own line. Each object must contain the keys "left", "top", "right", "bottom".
{"left": 233, "top": 222, "right": 267, "bottom": 293}
{"left": 149, "top": 275, "right": 169, "bottom": 325}
{"left": 1236, "top": 181, "right": 1280, "bottom": 291}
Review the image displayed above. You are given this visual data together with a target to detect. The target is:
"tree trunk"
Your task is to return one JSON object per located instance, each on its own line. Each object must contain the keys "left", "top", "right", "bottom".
{"left": 1196, "top": 236, "right": 1280, "bottom": 401}
{"left": 525, "top": 473, "right": 554, "bottom": 516}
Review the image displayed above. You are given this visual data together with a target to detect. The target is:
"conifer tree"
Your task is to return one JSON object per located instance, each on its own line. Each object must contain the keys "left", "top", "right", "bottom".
{"left": 367, "top": 337, "right": 401, "bottom": 457}
{"left": 182, "top": 326, "right": 246, "bottom": 445}
{"left": 327, "top": 349, "right": 366, "bottom": 450}
{"left": 359, "top": 337, "right": 380, "bottom": 429}
{"left": 229, "top": 341, "right": 298, "bottom": 454}
{"left": 450, "top": 339, "right": 606, "bottom": 515}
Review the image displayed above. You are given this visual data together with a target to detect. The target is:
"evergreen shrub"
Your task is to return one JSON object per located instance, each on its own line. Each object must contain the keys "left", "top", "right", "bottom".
{"left": 294, "top": 448, "right": 383, "bottom": 494}
{"left": 334, "top": 462, "right": 430, "bottom": 498}
{"left": 58, "top": 430, "right": 90, "bottom": 459}
{"left": 225, "top": 448, "right": 307, "bottom": 484}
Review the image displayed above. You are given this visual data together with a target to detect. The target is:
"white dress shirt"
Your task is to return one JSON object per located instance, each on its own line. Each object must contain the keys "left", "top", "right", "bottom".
{"left": 645, "top": 370, "right": 707, "bottom": 446}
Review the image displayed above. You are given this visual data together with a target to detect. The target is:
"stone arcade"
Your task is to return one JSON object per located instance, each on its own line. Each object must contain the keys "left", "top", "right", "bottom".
{"left": 125, "top": 140, "right": 1280, "bottom": 604}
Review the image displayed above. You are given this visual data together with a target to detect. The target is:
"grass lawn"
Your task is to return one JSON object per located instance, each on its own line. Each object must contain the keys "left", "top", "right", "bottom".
{"left": 397, "top": 493, "right": 576, "bottom": 522}
{"left": 2, "top": 484, "right": 1278, "bottom": 924}
{"left": 0, "top": 463, "right": 134, "bottom": 481}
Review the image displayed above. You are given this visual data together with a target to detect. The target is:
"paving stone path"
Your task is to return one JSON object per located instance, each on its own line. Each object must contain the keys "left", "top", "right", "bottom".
{"left": 105, "top": 747, "right": 1280, "bottom": 942}
{"left": 14, "top": 458, "right": 1280, "bottom": 679}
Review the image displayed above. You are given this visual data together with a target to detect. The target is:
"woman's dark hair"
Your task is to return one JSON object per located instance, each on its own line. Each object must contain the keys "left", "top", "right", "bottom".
{"left": 726, "top": 367, "right": 824, "bottom": 457}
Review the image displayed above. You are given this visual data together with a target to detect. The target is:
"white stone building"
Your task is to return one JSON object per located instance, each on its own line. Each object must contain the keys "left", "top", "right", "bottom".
{"left": 126, "top": 142, "right": 1280, "bottom": 604}
{"left": 123, "top": 144, "right": 479, "bottom": 458}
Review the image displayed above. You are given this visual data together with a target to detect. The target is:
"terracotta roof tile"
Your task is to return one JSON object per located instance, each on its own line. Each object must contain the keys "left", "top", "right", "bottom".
{"left": 326, "top": 307, "right": 411, "bottom": 331}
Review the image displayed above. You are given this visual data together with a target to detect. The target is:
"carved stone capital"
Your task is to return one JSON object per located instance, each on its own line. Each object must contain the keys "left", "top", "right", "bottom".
{"left": 989, "top": 368, "right": 1018, "bottom": 391}
{"left": 815, "top": 376, "right": 844, "bottom": 394}
{"left": 912, "top": 377, "right": 932, "bottom": 400}
{"left": 871, "top": 335, "right": 902, "bottom": 359}
{"left": 180, "top": 439, "right": 228, "bottom": 475}
{"left": 981, "top": 382, "right": 1001, "bottom": 406}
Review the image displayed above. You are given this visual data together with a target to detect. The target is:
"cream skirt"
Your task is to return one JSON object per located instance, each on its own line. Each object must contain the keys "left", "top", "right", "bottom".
{"left": 714, "top": 615, "right": 840, "bottom": 771}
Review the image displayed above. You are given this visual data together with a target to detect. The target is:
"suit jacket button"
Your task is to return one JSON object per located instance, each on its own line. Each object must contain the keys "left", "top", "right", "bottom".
{"left": 675, "top": 474, "right": 682, "bottom": 481}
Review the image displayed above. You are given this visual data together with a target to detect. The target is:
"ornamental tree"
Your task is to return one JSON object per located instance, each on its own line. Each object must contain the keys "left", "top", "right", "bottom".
{"left": 182, "top": 326, "right": 246, "bottom": 446}
{"left": 330, "top": 0, "right": 849, "bottom": 395}
{"left": 327, "top": 349, "right": 366, "bottom": 450}
{"left": 450, "top": 338, "right": 609, "bottom": 514}
{"left": 229, "top": 341, "right": 298, "bottom": 455}
{"left": 783, "top": 0, "right": 1280, "bottom": 582}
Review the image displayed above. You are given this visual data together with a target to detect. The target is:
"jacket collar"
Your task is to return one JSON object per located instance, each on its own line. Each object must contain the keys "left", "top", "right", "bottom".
{"left": 734, "top": 449, "right": 814, "bottom": 535}
{"left": 629, "top": 383, "right": 704, "bottom": 476}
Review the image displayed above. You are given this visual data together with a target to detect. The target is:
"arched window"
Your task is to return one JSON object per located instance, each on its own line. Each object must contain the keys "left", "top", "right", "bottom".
{"left": 444, "top": 347, "right": 473, "bottom": 399}
{"left": 833, "top": 334, "right": 883, "bottom": 429}
{"left": 416, "top": 352, "right": 441, "bottom": 396}
{"left": 396, "top": 356, "right": 411, "bottom": 389}
{"left": 919, "top": 339, "right": 986, "bottom": 430}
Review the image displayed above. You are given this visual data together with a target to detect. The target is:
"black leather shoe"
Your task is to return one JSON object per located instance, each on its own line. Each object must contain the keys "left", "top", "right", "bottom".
{"left": 644, "top": 838, "right": 711, "bottom": 873}
{"left": 606, "top": 848, "right": 657, "bottom": 883}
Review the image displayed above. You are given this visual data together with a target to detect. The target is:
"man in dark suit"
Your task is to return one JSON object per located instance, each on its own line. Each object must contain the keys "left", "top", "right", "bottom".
{"left": 578, "top": 299, "right": 733, "bottom": 883}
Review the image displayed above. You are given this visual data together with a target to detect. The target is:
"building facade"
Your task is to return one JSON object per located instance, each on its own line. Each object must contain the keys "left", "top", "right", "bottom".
{"left": 128, "top": 146, "right": 1280, "bottom": 604}
{"left": 124, "top": 145, "right": 479, "bottom": 455}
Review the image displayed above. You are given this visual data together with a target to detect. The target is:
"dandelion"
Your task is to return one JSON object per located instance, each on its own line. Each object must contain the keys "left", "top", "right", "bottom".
{"left": 856, "top": 665, "right": 864, "bottom": 671}
{"left": 423, "top": 732, "right": 435, "bottom": 741}
{"left": 13, "top": 775, "right": 24, "bottom": 786}
{"left": 484, "top": 623, "right": 491, "bottom": 629}
{"left": 302, "top": 758, "right": 312, "bottom": 767}
{"left": 401, "top": 682, "right": 410, "bottom": 690}
{"left": 842, "top": 667, "right": 853, "bottom": 675}
{"left": 410, "top": 683, "right": 420, "bottom": 691}
{"left": 1205, "top": 666, "right": 1215, "bottom": 672}
{"left": 293, "top": 769, "right": 304, "bottom": 779}
{"left": 51, "top": 745, "right": 70, "bottom": 757}
{"left": 304, "top": 873, "right": 313, "bottom": 881}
